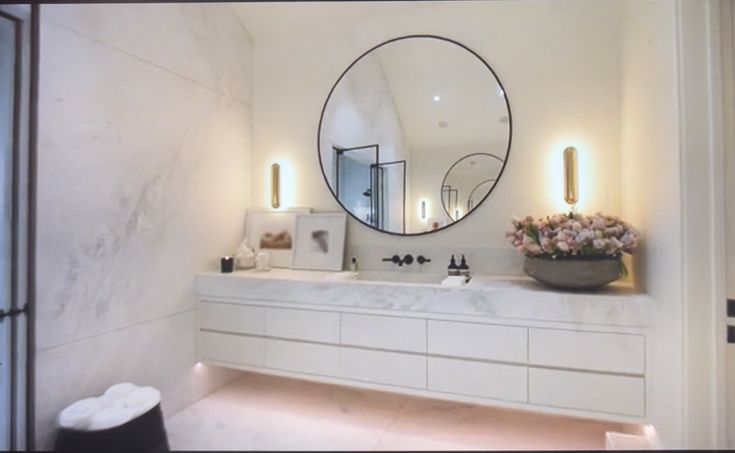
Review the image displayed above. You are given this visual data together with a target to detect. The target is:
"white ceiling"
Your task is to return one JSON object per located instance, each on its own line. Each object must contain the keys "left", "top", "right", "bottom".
{"left": 231, "top": 2, "right": 450, "bottom": 41}
{"left": 374, "top": 38, "right": 509, "bottom": 154}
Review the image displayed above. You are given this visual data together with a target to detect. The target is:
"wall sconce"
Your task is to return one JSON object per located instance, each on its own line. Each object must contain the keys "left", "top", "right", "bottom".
{"left": 421, "top": 200, "right": 426, "bottom": 220}
{"left": 271, "top": 163, "right": 280, "bottom": 209}
{"left": 563, "top": 146, "right": 578, "bottom": 210}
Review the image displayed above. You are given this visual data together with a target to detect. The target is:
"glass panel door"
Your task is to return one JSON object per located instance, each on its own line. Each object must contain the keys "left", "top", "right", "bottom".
{"left": 0, "top": 11, "right": 18, "bottom": 451}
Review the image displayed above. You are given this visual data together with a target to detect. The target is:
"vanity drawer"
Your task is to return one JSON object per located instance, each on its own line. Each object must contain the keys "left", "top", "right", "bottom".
{"left": 529, "top": 328, "right": 644, "bottom": 374}
{"left": 198, "top": 331, "right": 265, "bottom": 366}
{"left": 528, "top": 368, "right": 644, "bottom": 416}
{"left": 198, "top": 302, "right": 265, "bottom": 335}
{"left": 341, "top": 314, "right": 426, "bottom": 353}
{"left": 265, "top": 307, "right": 340, "bottom": 343}
{"left": 341, "top": 348, "right": 426, "bottom": 388}
{"left": 428, "top": 357, "right": 527, "bottom": 402}
{"left": 265, "top": 339, "right": 341, "bottom": 376}
{"left": 428, "top": 321, "right": 527, "bottom": 363}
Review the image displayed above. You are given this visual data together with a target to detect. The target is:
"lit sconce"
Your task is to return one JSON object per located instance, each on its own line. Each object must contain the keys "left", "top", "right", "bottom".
{"left": 421, "top": 200, "right": 426, "bottom": 220}
{"left": 271, "top": 163, "right": 280, "bottom": 209}
{"left": 563, "top": 146, "right": 578, "bottom": 211}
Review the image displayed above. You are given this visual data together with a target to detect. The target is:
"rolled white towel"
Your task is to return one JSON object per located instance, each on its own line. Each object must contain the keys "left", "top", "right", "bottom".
{"left": 100, "top": 382, "right": 138, "bottom": 408}
{"left": 122, "top": 386, "right": 161, "bottom": 418}
{"left": 58, "top": 397, "right": 103, "bottom": 430}
{"left": 87, "top": 406, "right": 135, "bottom": 431}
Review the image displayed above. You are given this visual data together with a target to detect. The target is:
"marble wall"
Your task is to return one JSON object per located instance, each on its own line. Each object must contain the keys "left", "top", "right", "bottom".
{"left": 35, "top": 4, "right": 252, "bottom": 448}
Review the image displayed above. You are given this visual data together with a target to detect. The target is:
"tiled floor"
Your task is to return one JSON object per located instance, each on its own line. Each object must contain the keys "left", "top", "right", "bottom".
{"left": 165, "top": 372, "right": 637, "bottom": 451}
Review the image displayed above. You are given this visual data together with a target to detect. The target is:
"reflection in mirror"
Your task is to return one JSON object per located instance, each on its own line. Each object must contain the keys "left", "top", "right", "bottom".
{"left": 319, "top": 35, "right": 511, "bottom": 235}
{"left": 442, "top": 153, "right": 504, "bottom": 222}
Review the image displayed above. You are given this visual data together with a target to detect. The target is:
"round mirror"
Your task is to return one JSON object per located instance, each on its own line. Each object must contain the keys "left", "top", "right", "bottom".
{"left": 318, "top": 35, "right": 511, "bottom": 235}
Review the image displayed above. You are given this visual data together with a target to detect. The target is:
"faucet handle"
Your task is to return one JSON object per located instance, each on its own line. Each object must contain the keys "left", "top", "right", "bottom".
{"left": 382, "top": 255, "right": 401, "bottom": 264}
{"left": 417, "top": 255, "right": 431, "bottom": 265}
{"left": 402, "top": 254, "right": 414, "bottom": 266}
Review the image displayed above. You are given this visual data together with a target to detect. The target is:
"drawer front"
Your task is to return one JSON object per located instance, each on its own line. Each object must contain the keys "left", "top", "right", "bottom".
{"left": 528, "top": 368, "right": 645, "bottom": 416}
{"left": 341, "top": 348, "right": 427, "bottom": 388}
{"left": 265, "top": 307, "right": 340, "bottom": 343}
{"left": 265, "top": 339, "right": 341, "bottom": 376}
{"left": 341, "top": 314, "right": 426, "bottom": 353}
{"left": 529, "top": 328, "right": 644, "bottom": 374}
{"left": 199, "top": 302, "right": 265, "bottom": 335}
{"left": 198, "top": 331, "right": 265, "bottom": 366}
{"left": 428, "top": 357, "right": 527, "bottom": 402}
{"left": 428, "top": 321, "right": 527, "bottom": 363}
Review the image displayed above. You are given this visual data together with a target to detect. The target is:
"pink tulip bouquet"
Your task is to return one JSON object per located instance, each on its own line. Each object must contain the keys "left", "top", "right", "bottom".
{"left": 506, "top": 212, "right": 640, "bottom": 260}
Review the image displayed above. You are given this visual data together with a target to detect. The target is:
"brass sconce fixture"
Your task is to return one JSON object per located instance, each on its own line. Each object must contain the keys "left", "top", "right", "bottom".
{"left": 271, "top": 163, "right": 280, "bottom": 209}
{"left": 563, "top": 146, "right": 578, "bottom": 210}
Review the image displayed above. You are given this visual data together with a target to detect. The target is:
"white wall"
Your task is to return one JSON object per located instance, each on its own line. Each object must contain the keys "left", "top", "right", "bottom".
{"left": 240, "top": 0, "right": 624, "bottom": 263}
{"left": 619, "top": 0, "right": 683, "bottom": 446}
{"left": 35, "top": 4, "right": 252, "bottom": 448}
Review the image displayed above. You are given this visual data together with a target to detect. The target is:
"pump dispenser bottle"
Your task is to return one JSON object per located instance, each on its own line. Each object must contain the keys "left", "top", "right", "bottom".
{"left": 458, "top": 255, "right": 470, "bottom": 280}
{"left": 448, "top": 255, "right": 459, "bottom": 276}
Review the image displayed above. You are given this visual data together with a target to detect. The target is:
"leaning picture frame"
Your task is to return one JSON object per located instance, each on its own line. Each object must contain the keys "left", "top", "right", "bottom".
{"left": 245, "top": 207, "right": 312, "bottom": 268}
{"left": 291, "top": 213, "right": 347, "bottom": 271}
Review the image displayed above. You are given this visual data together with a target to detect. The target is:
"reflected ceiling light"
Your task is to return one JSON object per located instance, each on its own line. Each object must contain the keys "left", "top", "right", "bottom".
{"left": 433, "top": 95, "right": 441, "bottom": 102}
{"left": 496, "top": 85, "right": 505, "bottom": 98}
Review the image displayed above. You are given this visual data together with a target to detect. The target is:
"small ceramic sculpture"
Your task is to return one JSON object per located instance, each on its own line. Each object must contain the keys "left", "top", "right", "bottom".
{"left": 235, "top": 238, "right": 256, "bottom": 269}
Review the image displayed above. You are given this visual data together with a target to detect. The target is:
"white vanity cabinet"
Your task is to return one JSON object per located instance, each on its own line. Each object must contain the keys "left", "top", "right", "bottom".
{"left": 196, "top": 270, "right": 652, "bottom": 424}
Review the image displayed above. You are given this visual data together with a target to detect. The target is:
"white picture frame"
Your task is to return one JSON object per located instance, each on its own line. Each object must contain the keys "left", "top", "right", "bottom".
{"left": 291, "top": 213, "right": 347, "bottom": 271}
{"left": 245, "top": 207, "right": 311, "bottom": 268}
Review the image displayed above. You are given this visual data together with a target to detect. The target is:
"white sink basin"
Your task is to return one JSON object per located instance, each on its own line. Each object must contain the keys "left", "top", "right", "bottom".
{"left": 354, "top": 271, "right": 445, "bottom": 285}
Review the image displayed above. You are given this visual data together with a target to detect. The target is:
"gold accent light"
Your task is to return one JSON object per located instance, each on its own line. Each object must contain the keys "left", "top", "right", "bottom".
{"left": 563, "top": 146, "right": 578, "bottom": 208}
{"left": 271, "top": 163, "right": 280, "bottom": 209}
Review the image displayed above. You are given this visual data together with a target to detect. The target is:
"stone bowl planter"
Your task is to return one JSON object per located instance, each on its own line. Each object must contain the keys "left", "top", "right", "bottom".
{"left": 523, "top": 256, "right": 623, "bottom": 290}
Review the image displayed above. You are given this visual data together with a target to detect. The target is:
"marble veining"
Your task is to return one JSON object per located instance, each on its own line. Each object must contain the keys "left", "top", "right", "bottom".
{"left": 35, "top": 4, "right": 252, "bottom": 448}
{"left": 197, "top": 269, "right": 652, "bottom": 327}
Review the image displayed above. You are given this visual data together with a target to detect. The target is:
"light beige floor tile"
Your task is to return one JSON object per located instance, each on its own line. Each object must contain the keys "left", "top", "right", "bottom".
{"left": 166, "top": 372, "right": 636, "bottom": 451}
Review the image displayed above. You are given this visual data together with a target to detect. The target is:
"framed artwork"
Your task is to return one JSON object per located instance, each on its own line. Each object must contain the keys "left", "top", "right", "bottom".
{"left": 291, "top": 213, "right": 347, "bottom": 271}
{"left": 245, "top": 207, "right": 311, "bottom": 268}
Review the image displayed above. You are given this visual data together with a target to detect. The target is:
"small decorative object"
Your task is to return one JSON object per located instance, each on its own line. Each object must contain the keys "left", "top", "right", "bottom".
{"left": 245, "top": 207, "right": 311, "bottom": 268}
{"left": 234, "top": 238, "right": 256, "bottom": 269}
{"left": 291, "top": 213, "right": 347, "bottom": 271}
{"left": 220, "top": 256, "right": 234, "bottom": 273}
{"left": 255, "top": 252, "right": 271, "bottom": 272}
{"left": 506, "top": 212, "right": 640, "bottom": 290}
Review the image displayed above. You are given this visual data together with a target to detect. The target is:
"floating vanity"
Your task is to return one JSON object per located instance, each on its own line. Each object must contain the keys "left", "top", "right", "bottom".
{"left": 196, "top": 269, "right": 652, "bottom": 423}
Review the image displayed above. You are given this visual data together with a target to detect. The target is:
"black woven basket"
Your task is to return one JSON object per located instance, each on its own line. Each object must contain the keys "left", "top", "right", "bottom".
{"left": 55, "top": 403, "right": 169, "bottom": 453}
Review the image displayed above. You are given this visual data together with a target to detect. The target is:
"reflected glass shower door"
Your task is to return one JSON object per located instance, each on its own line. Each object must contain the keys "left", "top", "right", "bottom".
{"left": 0, "top": 11, "right": 17, "bottom": 450}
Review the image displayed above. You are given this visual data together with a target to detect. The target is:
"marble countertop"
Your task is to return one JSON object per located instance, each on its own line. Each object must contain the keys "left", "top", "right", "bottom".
{"left": 196, "top": 269, "right": 653, "bottom": 328}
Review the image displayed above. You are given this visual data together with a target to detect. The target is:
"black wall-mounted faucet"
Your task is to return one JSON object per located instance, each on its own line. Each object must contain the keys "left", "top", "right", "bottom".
{"left": 382, "top": 254, "right": 414, "bottom": 266}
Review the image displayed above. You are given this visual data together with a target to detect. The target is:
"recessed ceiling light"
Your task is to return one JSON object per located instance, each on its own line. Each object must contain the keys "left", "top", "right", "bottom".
{"left": 433, "top": 95, "right": 441, "bottom": 102}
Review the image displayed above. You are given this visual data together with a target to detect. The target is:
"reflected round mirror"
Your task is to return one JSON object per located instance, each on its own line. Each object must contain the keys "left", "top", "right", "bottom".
{"left": 318, "top": 35, "right": 512, "bottom": 235}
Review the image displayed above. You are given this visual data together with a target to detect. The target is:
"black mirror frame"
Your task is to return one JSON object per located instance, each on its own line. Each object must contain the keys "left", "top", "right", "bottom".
{"left": 317, "top": 34, "right": 513, "bottom": 236}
